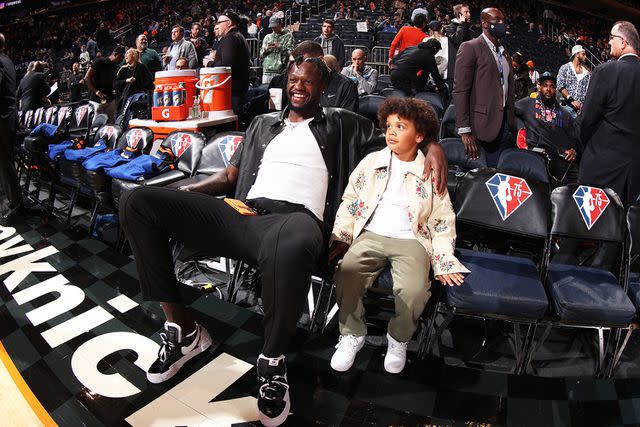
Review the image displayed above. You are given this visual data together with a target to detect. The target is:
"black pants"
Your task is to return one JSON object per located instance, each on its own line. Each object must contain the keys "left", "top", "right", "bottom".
{"left": 390, "top": 69, "right": 421, "bottom": 95}
{"left": 478, "top": 112, "right": 514, "bottom": 168}
{"left": 0, "top": 125, "right": 22, "bottom": 211}
{"left": 119, "top": 187, "right": 324, "bottom": 357}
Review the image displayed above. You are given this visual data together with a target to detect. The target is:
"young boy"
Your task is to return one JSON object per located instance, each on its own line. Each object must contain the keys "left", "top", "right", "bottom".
{"left": 328, "top": 97, "right": 469, "bottom": 374}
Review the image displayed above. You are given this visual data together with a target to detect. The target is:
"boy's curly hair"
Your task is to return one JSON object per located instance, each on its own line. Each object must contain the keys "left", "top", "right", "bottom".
{"left": 378, "top": 97, "right": 439, "bottom": 147}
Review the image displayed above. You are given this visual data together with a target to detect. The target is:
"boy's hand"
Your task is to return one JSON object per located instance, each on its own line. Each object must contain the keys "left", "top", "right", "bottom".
{"left": 436, "top": 272, "right": 465, "bottom": 286}
{"left": 328, "top": 241, "right": 350, "bottom": 264}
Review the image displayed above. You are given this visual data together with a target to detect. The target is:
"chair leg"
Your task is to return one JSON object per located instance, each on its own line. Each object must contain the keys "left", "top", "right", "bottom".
{"left": 310, "top": 279, "right": 327, "bottom": 333}
{"left": 65, "top": 186, "right": 79, "bottom": 224}
{"left": 226, "top": 260, "right": 245, "bottom": 303}
{"left": 425, "top": 308, "right": 455, "bottom": 356}
{"left": 597, "top": 327, "right": 617, "bottom": 378}
{"left": 417, "top": 302, "right": 441, "bottom": 359}
{"left": 88, "top": 201, "right": 101, "bottom": 236}
{"left": 319, "top": 284, "right": 336, "bottom": 334}
{"left": 517, "top": 323, "right": 538, "bottom": 374}
{"left": 513, "top": 322, "right": 523, "bottom": 372}
{"left": 608, "top": 325, "right": 637, "bottom": 378}
{"left": 522, "top": 323, "right": 553, "bottom": 375}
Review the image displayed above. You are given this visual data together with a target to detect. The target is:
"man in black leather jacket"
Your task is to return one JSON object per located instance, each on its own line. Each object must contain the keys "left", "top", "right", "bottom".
{"left": 119, "top": 56, "right": 448, "bottom": 427}
{"left": 268, "top": 41, "right": 358, "bottom": 112}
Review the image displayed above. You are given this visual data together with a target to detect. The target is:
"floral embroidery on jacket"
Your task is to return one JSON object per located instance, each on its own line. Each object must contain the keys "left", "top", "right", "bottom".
{"left": 433, "top": 219, "right": 448, "bottom": 233}
{"left": 375, "top": 168, "right": 388, "bottom": 180}
{"left": 347, "top": 199, "right": 368, "bottom": 218}
{"left": 434, "top": 254, "right": 455, "bottom": 273}
{"left": 417, "top": 223, "right": 430, "bottom": 239}
{"left": 338, "top": 229, "right": 353, "bottom": 242}
{"left": 355, "top": 172, "right": 367, "bottom": 190}
{"left": 416, "top": 181, "right": 428, "bottom": 199}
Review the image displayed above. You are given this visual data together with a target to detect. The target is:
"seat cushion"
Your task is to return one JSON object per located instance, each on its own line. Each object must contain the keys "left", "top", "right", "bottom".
{"left": 445, "top": 248, "right": 548, "bottom": 319}
{"left": 547, "top": 264, "right": 635, "bottom": 325}
{"left": 626, "top": 272, "right": 640, "bottom": 311}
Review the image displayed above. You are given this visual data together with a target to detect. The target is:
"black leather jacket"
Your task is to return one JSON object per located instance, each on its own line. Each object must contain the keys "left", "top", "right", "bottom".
{"left": 230, "top": 107, "right": 383, "bottom": 233}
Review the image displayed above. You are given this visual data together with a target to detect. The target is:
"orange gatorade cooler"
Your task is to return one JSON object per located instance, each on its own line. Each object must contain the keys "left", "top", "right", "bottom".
{"left": 154, "top": 70, "right": 197, "bottom": 107}
{"left": 197, "top": 67, "right": 233, "bottom": 118}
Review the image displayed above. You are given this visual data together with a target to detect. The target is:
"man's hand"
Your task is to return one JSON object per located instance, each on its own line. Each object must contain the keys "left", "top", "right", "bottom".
{"left": 163, "top": 54, "right": 171, "bottom": 64}
{"left": 423, "top": 142, "right": 448, "bottom": 195}
{"left": 436, "top": 272, "right": 465, "bottom": 286}
{"left": 95, "top": 90, "right": 106, "bottom": 101}
{"left": 461, "top": 133, "right": 479, "bottom": 160}
{"left": 563, "top": 148, "right": 577, "bottom": 162}
{"left": 328, "top": 241, "right": 350, "bottom": 264}
{"left": 126, "top": 77, "right": 136, "bottom": 84}
{"left": 571, "top": 100, "right": 582, "bottom": 112}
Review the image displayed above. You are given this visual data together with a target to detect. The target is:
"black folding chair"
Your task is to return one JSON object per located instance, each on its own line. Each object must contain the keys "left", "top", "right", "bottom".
{"left": 607, "top": 202, "right": 640, "bottom": 377}
{"left": 418, "top": 168, "right": 551, "bottom": 373}
{"left": 54, "top": 125, "right": 123, "bottom": 223}
{"left": 523, "top": 185, "right": 635, "bottom": 377}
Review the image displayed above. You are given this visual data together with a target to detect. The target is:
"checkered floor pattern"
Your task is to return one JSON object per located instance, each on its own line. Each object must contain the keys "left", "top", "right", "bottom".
{"left": 2, "top": 213, "right": 640, "bottom": 427}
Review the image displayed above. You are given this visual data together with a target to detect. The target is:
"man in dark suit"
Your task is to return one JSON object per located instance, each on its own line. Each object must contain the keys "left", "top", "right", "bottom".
{"left": 579, "top": 21, "right": 640, "bottom": 205}
{"left": 0, "top": 33, "right": 23, "bottom": 225}
{"left": 452, "top": 7, "right": 515, "bottom": 167}
{"left": 16, "top": 61, "right": 50, "bottom": 112}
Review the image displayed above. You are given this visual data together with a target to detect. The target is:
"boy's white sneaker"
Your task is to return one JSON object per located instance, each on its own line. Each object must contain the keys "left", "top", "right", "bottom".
{"left": 384, "top": 333, "right": 408, "bottom": 374}
{"left": 330, "top": 335, "right": 365, "bottom": 372}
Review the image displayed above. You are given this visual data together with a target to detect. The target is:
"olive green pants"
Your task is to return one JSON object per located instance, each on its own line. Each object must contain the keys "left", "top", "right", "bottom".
{"left": 335, "top": 231, "right": 431, "bottom": 342}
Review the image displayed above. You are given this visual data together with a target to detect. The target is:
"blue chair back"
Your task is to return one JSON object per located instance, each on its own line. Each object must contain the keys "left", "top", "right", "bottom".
{"left": 414, "top": 91, "right": 444, "bottom": 118}
{"left": 551, "top": 185, "right": 624, "bottom": 243}
{"left": 440, "top": 104, "right": 457, "bottom": 139}
{"left": 441, "top": 137, "right": 487, "bottom": 170}
{"left": 497, "top": 148, "right": 549, "bottom": 184}
{"left": 358, "top": 95, "right": 385, "bottom": 126}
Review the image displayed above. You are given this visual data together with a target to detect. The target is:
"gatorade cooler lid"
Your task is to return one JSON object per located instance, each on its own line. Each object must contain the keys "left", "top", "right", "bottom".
{"left": 155, "top": 70, "right": 197, "bottom": 78}
{"left": 200, "top": 67, "right": 232, "bottom": 73}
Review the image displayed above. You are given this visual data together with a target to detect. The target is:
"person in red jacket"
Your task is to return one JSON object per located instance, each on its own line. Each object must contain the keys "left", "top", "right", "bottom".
{"left": 388, "top": 13, "right": 428, "bottom": 67}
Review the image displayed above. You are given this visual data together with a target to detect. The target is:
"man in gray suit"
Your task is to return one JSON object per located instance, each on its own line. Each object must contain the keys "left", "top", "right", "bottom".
{"left": 579, "top": 21, "right": 640, "bottom": 205}
{"left": 452, "top": 7, "right": 515, "bottom": 167}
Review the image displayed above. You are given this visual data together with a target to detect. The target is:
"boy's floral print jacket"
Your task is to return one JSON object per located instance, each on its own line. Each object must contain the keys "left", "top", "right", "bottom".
{"left": 331, "top": 147, "right": 470, "bottom": 276}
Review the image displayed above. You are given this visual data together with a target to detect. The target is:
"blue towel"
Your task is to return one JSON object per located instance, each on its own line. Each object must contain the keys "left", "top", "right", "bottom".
{"left": 63, "top": 139, "right": 108, "bottom": 161}
{"left": 30, "top": 123, "right": 58, "bottom": 138}
{"left": 83, "top": 149, "right": 125, "bottom": 171}
{"left": 105, "top": 154, "right": 167, "bottom": 181}
{"left": 48, "top": 141, "right": 73, "bottom": 161}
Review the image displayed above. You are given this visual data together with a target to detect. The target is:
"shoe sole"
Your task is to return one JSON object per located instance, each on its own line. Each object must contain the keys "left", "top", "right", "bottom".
{"left": 330, "top": 340, "right": 365, "bottom": 372}
{"left": 146, "top": 329, "right": 213, "bottom": 384}
{"left": 259, "top": 392, "right": 291, "bottom": 427}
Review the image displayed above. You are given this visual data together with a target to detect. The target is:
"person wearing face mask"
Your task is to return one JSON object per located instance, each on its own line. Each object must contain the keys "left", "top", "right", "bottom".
{"left": 452, "top": 7, "right": 515, "bottom": 167}
{"left": 514, "top": 72, "right": 580, "bottom": 186}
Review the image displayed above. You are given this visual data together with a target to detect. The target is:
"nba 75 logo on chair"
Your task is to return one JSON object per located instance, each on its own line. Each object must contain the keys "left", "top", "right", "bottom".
{"left": 485, "top": 173, "right": 533, "bottom": 220}
{"left": 573, "top": 185, "right": 610, "bottom": 230}
{"left": 172, "top": 133, "right": 192, "bottom": 157}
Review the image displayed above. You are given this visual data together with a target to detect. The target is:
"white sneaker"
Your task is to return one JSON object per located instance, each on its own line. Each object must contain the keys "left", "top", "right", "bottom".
{"left": 330, "top": 335, "right": 365, "bottom": 372}
{"left": 384, "top": 333, "right": 408, "bottom": 374}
